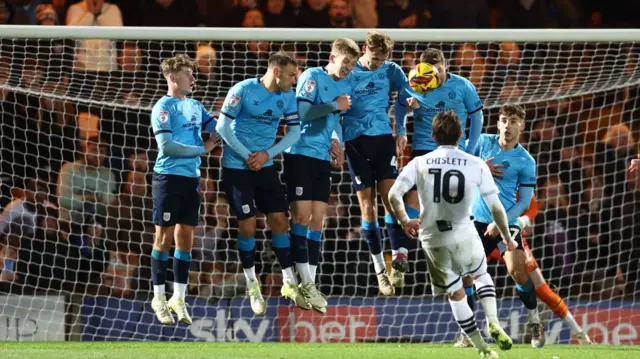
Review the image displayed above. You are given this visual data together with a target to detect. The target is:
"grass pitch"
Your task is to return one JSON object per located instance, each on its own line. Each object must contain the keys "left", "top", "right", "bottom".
{"left": 1, "top": 342, "right": 639, "bottom": 359}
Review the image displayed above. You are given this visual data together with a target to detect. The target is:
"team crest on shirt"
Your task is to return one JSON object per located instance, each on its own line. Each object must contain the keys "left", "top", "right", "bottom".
{"left": 159, "top": 110, "right": 169, "bottom": 123}
{"left": 377, "top": 73, "right": 386, "bottom": 79}
{"left": 449, "top": 92, "right": 456, "bottom": 99}
{"left": 277, "top": 100, "right": 284, "bottom": 109}
{"left": 501, "top": 160, "right": 511, "bottom": 169}
{"left": 304, "top": 80, "right": 316, "bottom": 93}
{"left": 228, "top": 95, "right": 240, "bottom": 107}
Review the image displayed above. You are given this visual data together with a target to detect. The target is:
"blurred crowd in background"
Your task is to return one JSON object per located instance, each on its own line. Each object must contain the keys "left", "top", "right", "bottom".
{"left": 0, "top": 0, "right": 638, "bottom": 302}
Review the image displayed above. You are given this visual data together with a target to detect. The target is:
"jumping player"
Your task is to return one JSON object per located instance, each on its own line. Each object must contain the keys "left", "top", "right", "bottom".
{"left": 216, "top": 52, "right": 306, "bottom": 315}
{"left": 344, "top": 31, "right": 410, "bottom": 294}
{"left": 284, "top": 38, "right": 360, "bottom": 313}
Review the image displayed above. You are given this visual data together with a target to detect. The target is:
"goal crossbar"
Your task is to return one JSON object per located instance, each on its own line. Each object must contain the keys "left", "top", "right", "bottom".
{"left": 1, "top": 25, "right": 640, "bottom": 42}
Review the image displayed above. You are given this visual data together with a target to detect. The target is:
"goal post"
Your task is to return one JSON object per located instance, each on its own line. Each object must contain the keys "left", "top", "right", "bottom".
{"left": 0, "top": 26, "right": 639, "bottom": 344}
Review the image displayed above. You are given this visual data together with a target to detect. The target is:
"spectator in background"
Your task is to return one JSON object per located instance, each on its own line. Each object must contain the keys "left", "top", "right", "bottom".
{"left": 0, "top": 177, "right": 49, "bottom": 282}
{"left": 328, "top": 0, "right": 352, "bottom": 28}
{"left": 232, "top": 8, "right": 269, "bottom": 83}
{"left": 57, "top": 136, "right": 117, "bottom": 229}
{"left": 193, "top": 43, "right": 218, "bottom": 110}
{"left": 66, "top": 0, "right": 123, "bottom": 102}
{"left": 378, "top": 0, "right": 427, "bottom": 28}
{"left": 126, "top": 0, "right": 202, "bottom": 27}
{"left": 496, "top": 0, "right": 581, "bottom": 29}
{"left": 264, "top": 0, "right": 296, "bottom": 27}
{"left": 5, "top": 0, "right": 55, "bottom": 25}
{"left": 66, "top": 0, "right": 122, "bottom": 71}
{"left": 428, "top": 0, "right": 489, "bottom": 28}
{"left": 229, "top": 0, "right": 259, "bottom": 27}
{"left": 299, "top": 0, "right": 330, "bottom": 28}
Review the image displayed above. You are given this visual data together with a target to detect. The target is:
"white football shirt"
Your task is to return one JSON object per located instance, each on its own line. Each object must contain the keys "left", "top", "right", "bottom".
{"left": 396, "top": 145, "right": 498, "bottom": 246}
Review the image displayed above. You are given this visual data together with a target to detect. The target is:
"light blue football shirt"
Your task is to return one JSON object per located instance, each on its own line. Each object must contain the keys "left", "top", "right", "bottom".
{"left": 343, "top": 61, "right": 409, "bottom": 142}
{"left": 409, "top": 73, "right": 482, "bottom": 152}
{"left": 220, "top": 78, "right": 300, "bottom": 170}
{"left": 471, "top": 134, "right": 536, "bottom": 226}
{"left": 151, "top": 96, "right": 214, "bottom": 178}
{"left": 286, "top": 67, "right": 351, "bottom": 162}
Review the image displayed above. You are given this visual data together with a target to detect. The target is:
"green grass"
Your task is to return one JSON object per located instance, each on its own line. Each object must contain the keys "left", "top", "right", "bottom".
{"left": 1, "top": 342, "right": 639, "bottom": 359}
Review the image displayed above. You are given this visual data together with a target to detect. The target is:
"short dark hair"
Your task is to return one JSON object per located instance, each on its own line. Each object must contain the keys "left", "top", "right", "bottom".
{"left": 432, "top": 110, "right": 462, "bottom": 146}
{"left": 420, "top": 48, "right": 446, "bottom": 66}
{"left": 267, "top": 51, "right": 297, "bottom": 68}
{"left": 499, "top": 104, "right": 526, "bottom": 121}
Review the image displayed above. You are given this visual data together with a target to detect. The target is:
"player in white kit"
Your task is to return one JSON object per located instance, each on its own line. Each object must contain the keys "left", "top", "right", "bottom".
{"left": 388, "top": 111, "right": 515, "bottom": 359}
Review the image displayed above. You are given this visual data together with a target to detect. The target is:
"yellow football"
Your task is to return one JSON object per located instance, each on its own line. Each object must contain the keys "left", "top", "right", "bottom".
{"left": 408, "top": 62, "right": 439, "bottom": 94}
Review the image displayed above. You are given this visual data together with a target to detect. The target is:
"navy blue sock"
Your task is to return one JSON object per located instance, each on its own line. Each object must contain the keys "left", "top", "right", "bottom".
{"left": 272, "top": 232, "right": 293, "bottom": 270}
{"left": 306, "top": 230, "right": 322, "bottom": 266}
{"left": 362, "top": 219, "right": 382, "bottom": 255}
{"left": 173, "top": 250, "right": 191, "bottom": 285}
{"left": 151, "top": 249, "right": 169, "bottom": 287}
{"left": 516, "top": 278, "right": 538, "bottom": 310}
{"left": 237, "top": 235, "right": 256, "bottom": 269}
{"left": 385, "top": 213, "right": 407, "bottom": 251}
{"left": 465, "top": 285, "right": 475, "bottom": 311}
{"left": 290, "top": 223, "right": 309, "bottom": 264}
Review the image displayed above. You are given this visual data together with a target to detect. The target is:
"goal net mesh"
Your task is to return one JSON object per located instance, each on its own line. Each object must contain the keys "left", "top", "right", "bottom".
{"left": 0, "top": 36, "right": 639, "bottom": 343}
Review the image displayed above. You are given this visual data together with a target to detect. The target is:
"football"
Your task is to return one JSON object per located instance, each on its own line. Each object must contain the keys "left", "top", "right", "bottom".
{"left": 408, "top": 62, "right": 439, "bottom": 94}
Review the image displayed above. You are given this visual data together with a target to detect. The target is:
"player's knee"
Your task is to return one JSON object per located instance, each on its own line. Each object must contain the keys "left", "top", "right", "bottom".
{"left": 268, "top": 212, "right": 289, "bottom": 234}
{"left": 308, "top": 215, "right": 325, "bottom": 231}
{"left": 174, "top": 224, "right": 195, "bottom": 251}
{"left": 291, "top": 211, "right": 311, "bottom": 227}
{"left": 448, "top": 288, "right": 466, "bottom": 301}
{"left": 508, "top": 268, "right": 529, "bottom": 285}
{"left": 154, "top": 227, "right": 174, "bottom": 251}
{"left": 238, "top": 218, "right": 257, "bottom": 238}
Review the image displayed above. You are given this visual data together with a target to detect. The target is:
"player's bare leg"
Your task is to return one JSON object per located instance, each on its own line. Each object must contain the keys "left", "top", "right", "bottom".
{"left": 504, "top": 249, "right": 545, "bottom": 348}
{"left": 529, "top": 268, "right": 592, "bottom": 344}
{"left": 268, "top": 212, "right": 311, "bottom": 310}
{"left": 167, "top": 224, "right": 195, "bottom": 325}
{"left": 357, "top": 187, "right": 394, "bottom": 296}
{"left": 380, "top": 178, "right": 409, "bottom": 288}
{"left": 237, "top": 217, "right": 267, "bottom": 315}
{"left": 448, "top": 286, "right": 498, "bottom": 359}
{"left": 290, "top": 200, "right": 327, "bottom": 312}
{"left": 151, "top": 225, "right": 175, "bottom": 325}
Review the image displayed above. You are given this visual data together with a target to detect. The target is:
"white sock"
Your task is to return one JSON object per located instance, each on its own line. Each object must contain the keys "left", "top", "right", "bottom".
{"left": 397, "top": 247, "right": 408, "bottom": 256}
{"left": 282, "top": 267, "right": 296, "bottom": 285}
{"left": 528, "top": 308, "right": 541, "bottom": 323}
{"left": 391, "top": 249, "right": 398, "bottom": 259}
{"left": 309, "top": 264, "right": 318, "bottom": 281}
{"left": 475, "top": 273, "right": 499, "bottom": 325}
{"left": 296, "top": 262, "right": 313, "bottom": 283}
{"left": 449, "top": 297, "right": 487, "bottom": 351}
{"left": 563, "top": 312, "right": 582, "bottom": 334}
{"left": 372, "top": 253, "right": 386, "bottom": 274}
{"left": 153, "top": 285, "right": 165, "bottom": 299}
{"left": 173, "top": 282, "right": 187, "bottom": 300}
{"left": 243, "top": 266, "right": 258, "bottom": 285}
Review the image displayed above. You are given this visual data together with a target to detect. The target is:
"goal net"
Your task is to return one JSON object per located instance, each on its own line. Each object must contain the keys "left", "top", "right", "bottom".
{"left": 0, "top": 27, "right": 638, "bottom": 344}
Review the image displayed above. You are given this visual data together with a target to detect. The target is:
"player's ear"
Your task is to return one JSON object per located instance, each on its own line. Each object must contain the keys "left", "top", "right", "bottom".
{"left": 361, "top": 45, "right": 367, "bottom": 55}
{"left": 520, "top": 121, "right": 526, "bottom": 131}
{"left": 329, "top": 54, "right": 335, "bottom": 63}
{"left": 273, "top": 66, "right": 280, "bottom": 77}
